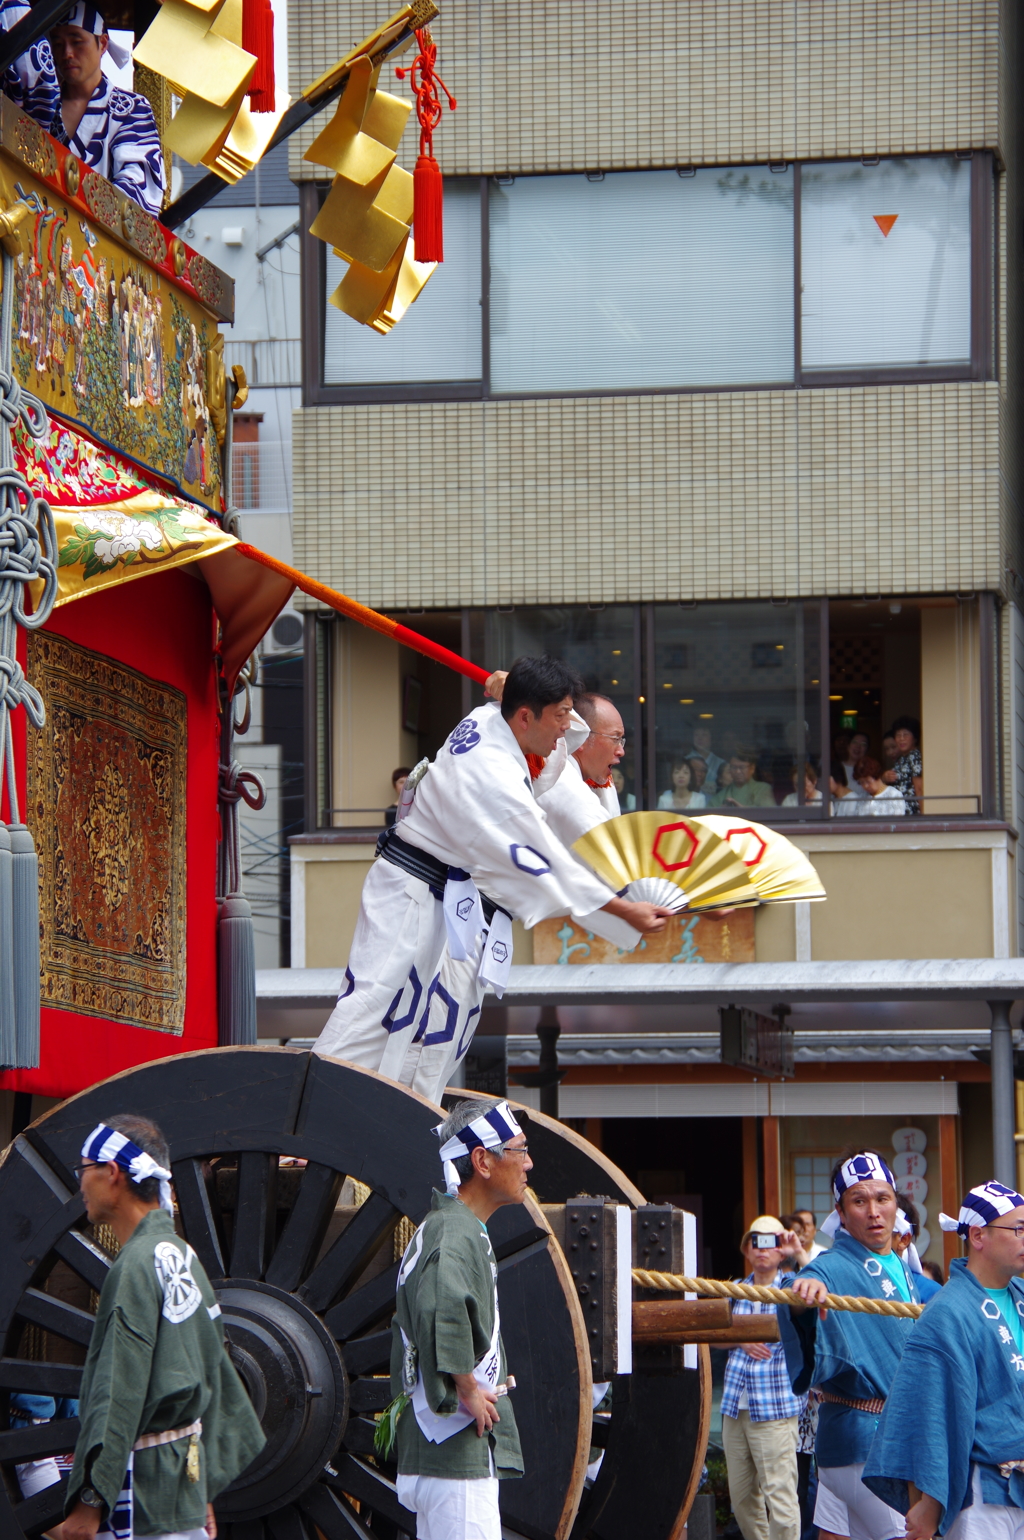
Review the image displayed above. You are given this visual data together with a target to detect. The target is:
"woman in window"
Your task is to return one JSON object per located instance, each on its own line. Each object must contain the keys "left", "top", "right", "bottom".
{"left": 782, "top": 763, "right": 823, "bottom": 808}
{"left": 881, "top": 716, "right": 922, "bottom": 814}
{"left": 855, "top": 757, "right": 906, "bottom": 815}
{"left": 657, "top": 756, "right": 707, "bottom": 810}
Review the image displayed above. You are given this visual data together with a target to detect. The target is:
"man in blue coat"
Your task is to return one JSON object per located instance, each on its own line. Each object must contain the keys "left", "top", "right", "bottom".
{"left": 778, "top": 1150, "right": 919, "bottom": 1540}
{"left": 863, "top": 1181, "right": 1024, "bottom": 1540}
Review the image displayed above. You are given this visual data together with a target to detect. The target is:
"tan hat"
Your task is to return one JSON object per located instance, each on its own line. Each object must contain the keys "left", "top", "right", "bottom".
{"left": 741, "top": 1214, "right": 786, "bottom": 1249}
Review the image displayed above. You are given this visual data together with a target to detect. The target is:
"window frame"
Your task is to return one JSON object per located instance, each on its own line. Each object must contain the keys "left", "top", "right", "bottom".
{"left": 301, "top": 154, "right": 994, "bottom": 406}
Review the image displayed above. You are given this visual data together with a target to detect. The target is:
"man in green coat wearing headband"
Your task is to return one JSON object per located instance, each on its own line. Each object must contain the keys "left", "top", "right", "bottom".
{"left": 55, "top": 1114, "right": 265, "bottom": 1540}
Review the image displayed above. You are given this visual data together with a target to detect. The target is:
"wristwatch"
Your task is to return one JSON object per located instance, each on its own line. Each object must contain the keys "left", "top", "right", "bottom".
{"left": 79, "top": 1488, "right": 103, "bottom": 1508}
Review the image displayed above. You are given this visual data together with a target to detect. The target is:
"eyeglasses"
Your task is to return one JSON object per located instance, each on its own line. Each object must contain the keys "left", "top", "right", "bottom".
{"left": 499, "top": 1144, "right": 529, "bottom": 1158}
{"left": 988, "top": 1223, "right": 1024, "bottom": 1237}
{"left": 72, "top": 1162, "right": 98, "bottom": 1181}
{"left": 590, "top": 733, "right": 626, "bottom": 748}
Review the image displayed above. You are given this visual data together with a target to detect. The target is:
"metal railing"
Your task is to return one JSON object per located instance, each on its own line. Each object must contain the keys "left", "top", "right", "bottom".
{"left": 224, "top": 338, "right": 301, "bottom": 388}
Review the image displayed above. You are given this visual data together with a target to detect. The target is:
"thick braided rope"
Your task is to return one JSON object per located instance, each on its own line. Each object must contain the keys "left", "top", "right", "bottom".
{"left": 632, "top": 1270, "right": 924, "bottom": 1319}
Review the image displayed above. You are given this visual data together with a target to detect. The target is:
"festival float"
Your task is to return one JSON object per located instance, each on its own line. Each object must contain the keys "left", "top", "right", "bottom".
{"left": 0, "top": 7, "right": 831, "bottom": 1536}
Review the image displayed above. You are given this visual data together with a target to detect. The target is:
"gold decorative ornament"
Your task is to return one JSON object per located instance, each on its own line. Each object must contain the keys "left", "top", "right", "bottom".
{"left": 64, "top": 154, "right": 81, "bottom": 196}
{"left": 81, "top": 168, "right": 121, "bottom": 230}
{"left": 171, "top": 238, "right": 187, "bottom": 276}
{"left": 0, "top": 197, "right": 32, "bottom": 256}
{"left": 122, "top": 198, "right": 166, "bottom": 264}
{"left": 207, "top": 333, "right": 227, "bottom": 445}
{"left": 230, "top": 364, "right": 249, "bottom": 408}
{"left": 692, "top": 815, "right": 828, "bottom": 903}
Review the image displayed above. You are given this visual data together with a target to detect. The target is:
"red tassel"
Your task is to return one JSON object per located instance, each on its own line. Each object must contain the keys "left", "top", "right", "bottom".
{"left": 413, "top": 153, "right": 444, "bottom": 262}
{"left": 242, "top": 0, "right": 275, "bottom": 113}
{"left": 396, "top": 29, "right": 455, "bottom": 263}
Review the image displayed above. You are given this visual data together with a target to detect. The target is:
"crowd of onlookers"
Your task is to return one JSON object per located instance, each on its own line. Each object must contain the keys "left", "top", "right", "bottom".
{"left": 654, "top": 720, "right": 924, "bottom": 817}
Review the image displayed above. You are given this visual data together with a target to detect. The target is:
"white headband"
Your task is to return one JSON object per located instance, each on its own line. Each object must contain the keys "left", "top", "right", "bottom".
{"left": 940, "top": 1181, "right": 1024, "bottom": 1238}
{"left": 82, "top": 1123, "right": 174, "bottom": 1213}
{"left": 435, "top": 1101, "right": 524, "bottom": 1195}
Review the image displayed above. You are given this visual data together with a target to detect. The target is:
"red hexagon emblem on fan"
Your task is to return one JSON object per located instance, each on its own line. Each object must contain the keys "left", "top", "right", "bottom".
{"left": 724, "top": 826, "right": 768, "bottom": 867}
{"left": 652, "top": 821, "right": 700, "bottom": 872}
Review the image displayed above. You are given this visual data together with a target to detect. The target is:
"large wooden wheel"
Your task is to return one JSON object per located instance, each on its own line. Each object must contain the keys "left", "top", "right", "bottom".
{"left": 0, "top": 1049, "right": 708, "bottom": 1540}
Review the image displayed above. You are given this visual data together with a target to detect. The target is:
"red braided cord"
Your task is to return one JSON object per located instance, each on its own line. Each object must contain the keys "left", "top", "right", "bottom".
{"left": 396, "top": 27, "right": 456, "bottom": 159}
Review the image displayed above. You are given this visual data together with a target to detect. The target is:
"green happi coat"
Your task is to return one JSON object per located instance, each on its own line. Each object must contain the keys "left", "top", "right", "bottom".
{"left": 68, "top": 1209, "right": 266, "bottom": 1535}
{"left": 390, "top": 1191, "right": 524, "bottom": 1480}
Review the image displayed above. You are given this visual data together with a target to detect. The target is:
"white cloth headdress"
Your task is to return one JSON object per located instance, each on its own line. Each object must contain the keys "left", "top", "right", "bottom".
{"left": 82, "top": 1123, "right": 174, "bottom": 1213}
{"left": 939, "top": 1180, "right": 1024, "bottom": 1239}
{"left": 57, "top": 5, "right": 131, "bottom": 70}
{"left": 435, "top": 1101, "right": 523, "bottom": 1195}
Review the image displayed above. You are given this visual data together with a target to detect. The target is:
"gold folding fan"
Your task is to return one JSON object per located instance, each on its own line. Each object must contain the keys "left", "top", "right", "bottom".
{"left": 692, "top": 815, "right": 826, "bottom": 903}
{"left": 572, "top": 812, "right": 759, "bottom": 913}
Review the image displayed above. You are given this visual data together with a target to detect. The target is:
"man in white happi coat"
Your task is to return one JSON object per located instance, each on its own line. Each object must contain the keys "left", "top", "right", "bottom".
{"left": 314, "top": 657, "right": 670, "bottom": 1101}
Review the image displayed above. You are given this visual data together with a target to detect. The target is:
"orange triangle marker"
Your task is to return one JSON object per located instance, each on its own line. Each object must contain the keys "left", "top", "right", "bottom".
{"left": 873, "top": 214, "right": 898, "bottom": 237}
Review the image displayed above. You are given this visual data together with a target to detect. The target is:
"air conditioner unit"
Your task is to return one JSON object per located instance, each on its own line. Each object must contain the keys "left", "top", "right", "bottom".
{"left": 261, "top": 606, "right": 305, "bottom": 657}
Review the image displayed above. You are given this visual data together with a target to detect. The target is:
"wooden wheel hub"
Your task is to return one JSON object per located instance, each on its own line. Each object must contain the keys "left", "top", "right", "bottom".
{"left": 214, "top": 1281, "right": 348, "bottom": 1519}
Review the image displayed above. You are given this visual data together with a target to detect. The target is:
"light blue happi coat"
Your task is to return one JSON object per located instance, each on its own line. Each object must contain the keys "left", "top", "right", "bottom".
{"left": 776, "top": 1230, "right": 919, "bottom": 1467}
{"left": 863, "top": 1259, "right": 1024, "bottom": 1533}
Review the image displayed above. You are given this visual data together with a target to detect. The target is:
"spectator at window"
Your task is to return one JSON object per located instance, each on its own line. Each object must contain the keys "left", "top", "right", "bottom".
{"left": 610, "top": 767, "right": 636, "bottom": 811}
{"left": 713, "top": 747, "right": 776, "bottom": 808}
{"left": 855, "top": 756, "right": 906, "bottom": 815}
{"left": 828, "top": 759, "right": 861, "bottom": 816}
{"left": 713, "top": 761, "right": 735, "bottom": 801}
{"left": 686, "top": 724, "right": 724, "bottom": 785}
{"left": 657, "top": 756, "right": 707, "bottom": 810}
{"left": 781, "top": 764, "right": 822, "bottom": 808}
{"left": 840, "top": 731, "right": 870, "bottom": 789}
{"left": 882, "top": 715, "right": 922, "bottom": 814}
{"left": 384, "top": 766, "right": 412, "bottom": 828}
{"left": 881, "top": 732, "right": 899, "bottom": 772}
{"left": 687, "top": 755, "right": 709, "bottom": 796}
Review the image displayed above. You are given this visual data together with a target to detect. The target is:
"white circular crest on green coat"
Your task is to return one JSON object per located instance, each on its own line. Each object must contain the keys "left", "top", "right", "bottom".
{"left": 153, "top": 1240, "right": 202, "bottom": 1324}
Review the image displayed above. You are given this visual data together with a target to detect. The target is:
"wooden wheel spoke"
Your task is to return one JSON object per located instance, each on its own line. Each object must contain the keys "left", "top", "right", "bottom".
{"left": 265, "top": 1503, "right": 308, "bottom": 1540}
{"left": 231, "top": 1153, "right": 279, "bottom": 1280}
{"left": 339, "top": 1418, "right": 377, "bottom": 1457}
{"left": 0, "top": 1417, "right": 80, "bottom": 1463}
{"left": 172, "top": 1158, "right": 227, "bottom": 1281}
{"left": 53, "top": 1229, "right": 111, "bottom": 1290}
{"left": 299, "top": 1481, "right": 374, "bottom": 1540}
{"left": 19, "top": 1130, "right": 77, "bottom": 1197}
{"left": 340, "top": 1331, "right": 391, "bottom": 1377}
{"left": 16, "top": 1287, "right": 94, "bottom": 1346}
{"left": 0, "top": 1358, "right": 83, "bottom": 1396}
{"left": 16, "top": 1475, "right": 68, "bottom": 1534}
{"left": 324, "top": 1261, "right": 401, "bottom": 1342}
{"left": 228, "top": 1520, "right": 265, "bottom": 1540}
{"left": 327, "top": 1454, "right": 415, "bottom": 1531}
{"left": 265, "top": 1163, "right": 342, "bottom": 1294}
{"left": 299, "top": 1192, "right": 399, "bottom": 1315}
{"left": 346, "top": 1378, "right": 391, "bottom": 1414}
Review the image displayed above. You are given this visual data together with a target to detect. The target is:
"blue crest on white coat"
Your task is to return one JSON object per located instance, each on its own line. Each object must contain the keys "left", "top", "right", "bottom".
{"left": 510, "top": 843, "right": 551, "bottom": 875}
{"left": 449, "top": 719, "right": 481, "bottom": 754}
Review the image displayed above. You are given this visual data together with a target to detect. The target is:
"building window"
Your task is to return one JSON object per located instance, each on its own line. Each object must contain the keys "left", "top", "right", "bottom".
{"left": 304, "top": 156, "right": 991, "bottom": 404}
{"left": 313, "top": 178, "right": 483, "bottom": 398}
{"left": 801, "top": 157, "right": 972, "bottom": 376}
{"left": 651, "top": 602, "right": 822, "bottom": 814}
{"left": 489, "top": 167, "right": 794, "bottom": 394}
{"left": 792, "top": 1155, "right": 836, "bottom": 1224}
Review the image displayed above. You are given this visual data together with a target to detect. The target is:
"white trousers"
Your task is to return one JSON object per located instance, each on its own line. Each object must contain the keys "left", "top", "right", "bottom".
{"left": 947, "top": 1470, "right": 1024, "bottom": 1540}
{"left": 395, "top": 1474, "right": 501, "bottom": 1540}
{"left": 814, "top": 1462, "right": 905, "bottom": 1540}
{"left": 314, "top": 862, "right": 485, "bottom": 1104}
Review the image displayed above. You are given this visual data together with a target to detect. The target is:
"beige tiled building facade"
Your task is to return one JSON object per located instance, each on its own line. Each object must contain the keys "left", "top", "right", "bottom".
{"left": 287, "top": 0, "right": 1024, "bottom": 1246}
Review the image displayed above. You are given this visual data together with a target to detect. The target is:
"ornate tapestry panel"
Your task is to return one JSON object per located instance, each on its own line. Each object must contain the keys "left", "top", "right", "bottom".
{"left": 27, "top": 633, "right": 188, "bottom": 1032}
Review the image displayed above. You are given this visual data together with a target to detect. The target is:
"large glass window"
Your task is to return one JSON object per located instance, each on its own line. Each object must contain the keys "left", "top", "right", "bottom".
{"left": 321, "top": 179, "right": 482, "bottom": 386}
{"left": 651, "top": 603, "right": 822, "bottom": 815}
{"left": 470, "top": 607, "right": 641, "bottom": 807}
{"left": 489, "top": 168, "right": 794, "bottom": 393}
{"left": 801, "top": 157, "right": 971, "bottom": 372}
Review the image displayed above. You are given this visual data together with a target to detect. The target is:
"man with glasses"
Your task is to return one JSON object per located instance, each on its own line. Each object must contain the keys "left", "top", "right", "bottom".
{"left": 389, "top": 1100, "right": 531, "bottom": 1540}
{"left": 534, "top": 692, "right": 630, "bottom": 844}
{"left": 57, "top": 1116, "right": 264, "bottom": 1540}
{"left": 863, "top": 1182, "right": 1024, "bottom": 1540}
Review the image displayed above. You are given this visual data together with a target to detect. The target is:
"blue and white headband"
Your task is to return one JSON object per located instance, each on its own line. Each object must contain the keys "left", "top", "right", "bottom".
{"left": 82, "top": 1123, "right": 174, "bottom": 1213}
{"left": 939, "top": 1181, "right": 1024, "bottom": 1239}
{"left": 55, "top": 5, "right": 131, "bottom": 68}
{"left": 435, "top": 1101, "right": 523, "bottom": 1195}
{"left": 821, "top": 1152, "right": 899, "bottom": 1240}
